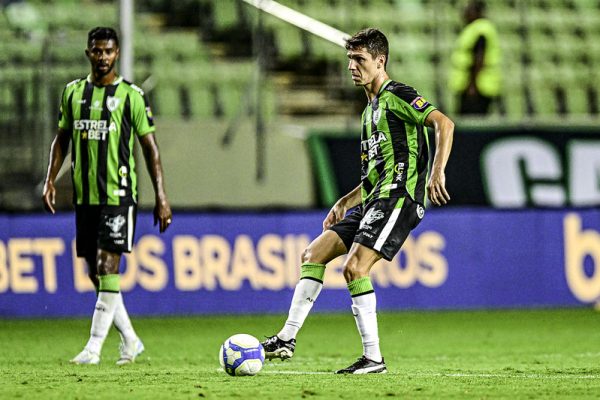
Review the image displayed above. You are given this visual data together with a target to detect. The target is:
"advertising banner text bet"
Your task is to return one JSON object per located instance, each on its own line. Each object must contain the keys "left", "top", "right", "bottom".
{"left": 0, "top": 209, "right": 599, "bottom": 317}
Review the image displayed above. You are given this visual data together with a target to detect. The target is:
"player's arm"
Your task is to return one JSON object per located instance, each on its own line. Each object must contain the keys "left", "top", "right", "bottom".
{"left": 322, "top": 184, "right": 362, "bottom": 231}
{"left": 139, "top": 133, "right": 172, "bottom": 233}
{"left": 425, "top": 110, "right": 454, "bottom": 206}
{"left": 42, "top": 127, "right": 71, "bottom": 214}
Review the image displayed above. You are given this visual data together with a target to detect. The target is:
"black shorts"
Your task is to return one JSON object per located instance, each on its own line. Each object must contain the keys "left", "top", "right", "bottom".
{"left": 330, "top": 196, "right": 424, "bottom": 261}
{"left": 75, "top": 205, "right": 137, "bottom": 258}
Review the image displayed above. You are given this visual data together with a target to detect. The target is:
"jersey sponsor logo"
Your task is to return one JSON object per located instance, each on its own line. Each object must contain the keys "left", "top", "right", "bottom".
{"left": 394, "top": 162, "right": 405, "bottom": 181}
{"left": 359, "top": 208, "right": 385, "bottom": 230}
{"left": 106, "top": 96, "right": 121, "bottom": 112}
{"left": 411, "top": 96, "right": 429, "bottom": 111}
{"left": 90, "top": 99, "right": 103, "bottom": 111}
{"left": 146, "top": 106, "right": 154, "bottom": 123}
{"left": 74, "top": 120, "right": 117, "bottom": 141}
{"left": 361, "top": 130, "right": 388, "bottom": 160}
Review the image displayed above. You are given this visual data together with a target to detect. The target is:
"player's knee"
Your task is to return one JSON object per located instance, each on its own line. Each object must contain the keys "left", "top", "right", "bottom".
{"left": 300, "top": 247, "right": 314, "bottom": 264}
{"left": 342, "top": 258, "right": 363, "bottom": 282}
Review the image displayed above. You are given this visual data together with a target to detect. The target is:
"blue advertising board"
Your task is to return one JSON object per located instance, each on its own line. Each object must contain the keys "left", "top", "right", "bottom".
{"left": 0, "top": 209, "right": 599, "bottom": 317}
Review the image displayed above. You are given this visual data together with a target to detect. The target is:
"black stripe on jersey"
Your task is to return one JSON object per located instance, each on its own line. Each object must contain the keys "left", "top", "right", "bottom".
{"left": 371, "top": 98, "right": 387, "bottom": 199}
{"left": 414, "top": 124, "right": 428, "bottom": 203}
{"left": 97, "top": 85, "right": 118, "bottom": 204}
{"left": 79, "top": 81, "right": 95, "bottom": 204}
{"left": 386, "top": 106, "right": 409, "bottom": 184}
{"left": 66, "top": 90, "right": 77, "bottom": 204}
{"left": 119, "top": 95, "right": 133, "bottom": 201}
{"left": 360, "top": 122, "right": 373, "bottom": 196}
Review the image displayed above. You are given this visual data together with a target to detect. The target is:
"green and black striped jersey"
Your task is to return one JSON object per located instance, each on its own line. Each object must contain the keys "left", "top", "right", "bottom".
{"left": 58, "top": 75, "right": 155, "bottom": 206}
{"left": 360, "top": 79, "right": 436, "bottom": 205}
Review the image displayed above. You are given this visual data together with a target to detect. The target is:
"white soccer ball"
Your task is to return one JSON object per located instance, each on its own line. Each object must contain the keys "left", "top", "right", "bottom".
{"left": 219, "top": 334, "right": 265, "bottom": 376}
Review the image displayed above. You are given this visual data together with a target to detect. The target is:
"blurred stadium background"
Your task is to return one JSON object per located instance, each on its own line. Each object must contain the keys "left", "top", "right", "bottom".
{"left": 0, "top": 0, "right": 599, "bottom": 316}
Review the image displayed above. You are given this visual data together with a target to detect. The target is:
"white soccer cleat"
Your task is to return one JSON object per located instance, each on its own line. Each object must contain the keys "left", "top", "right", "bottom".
{"left": 116, "top": 338, "right": 145, "bottom": 365}
{"left": 70, "top": 348, "right": 100, "bottom": 365}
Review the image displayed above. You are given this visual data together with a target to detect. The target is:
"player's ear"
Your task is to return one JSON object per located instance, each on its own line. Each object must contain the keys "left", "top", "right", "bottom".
{"left": 85, "top": 48, "right": 90, "bottom": 59}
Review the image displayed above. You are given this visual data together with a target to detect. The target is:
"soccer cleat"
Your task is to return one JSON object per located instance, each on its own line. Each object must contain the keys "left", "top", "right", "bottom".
{"left": 70, "top": 348, "right": 100, "bottom": 365}
{"left": 335, "top": 356, "right": 387, "bottom": 374}
{"left": 116, "top": 338, "right": 145, "bottom": 366}
{"left": 261, "top": 335, "right": 295, "bottom": 360}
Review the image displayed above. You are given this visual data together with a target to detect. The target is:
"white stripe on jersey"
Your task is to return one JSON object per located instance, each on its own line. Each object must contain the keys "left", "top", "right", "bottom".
{"left": 127, "top": 206, "right": 134, "bottom": 251}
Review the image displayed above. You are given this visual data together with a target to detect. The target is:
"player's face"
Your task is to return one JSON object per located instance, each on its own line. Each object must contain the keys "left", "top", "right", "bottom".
{"left": 347, "top": 47, "right": 382, "bottom": 87}
{"left": 86, "top": 39, "right": 119, "bottom": 77}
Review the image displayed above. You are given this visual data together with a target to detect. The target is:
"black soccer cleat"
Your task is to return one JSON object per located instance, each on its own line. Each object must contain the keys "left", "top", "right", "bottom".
{"left": 335, "top": 356, "right": 387, "bottom": 374}
{"left": 261, "top": 335, "right": 296, "bottom": 360}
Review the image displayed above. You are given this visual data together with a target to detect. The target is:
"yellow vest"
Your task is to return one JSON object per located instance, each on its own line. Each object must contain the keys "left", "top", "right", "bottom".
{"left": 450, "top": 18, "right": 501, "bottom": 97}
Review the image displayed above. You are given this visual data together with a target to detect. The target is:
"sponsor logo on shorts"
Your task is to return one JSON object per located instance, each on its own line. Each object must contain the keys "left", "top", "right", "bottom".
{"left": 360, "top": 208, "right": 385, "bottom": 230}
{"left": 416, "top": 205, "right": 425, "bottom": 219}
{"left": 106, "top": 215, "right": 126, "bottom": 234}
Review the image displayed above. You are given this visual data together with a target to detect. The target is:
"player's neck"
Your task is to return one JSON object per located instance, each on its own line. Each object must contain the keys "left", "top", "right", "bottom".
{"left": 90, "top": 70, "right": 119, "bottom": 87}
{"left": 364, "top": 72, "right": 389, "bottom": 102}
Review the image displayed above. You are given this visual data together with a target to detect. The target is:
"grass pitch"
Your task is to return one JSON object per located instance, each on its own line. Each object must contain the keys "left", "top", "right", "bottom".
{"left": 1, "top": 308, "right": 599, "bottom": 399}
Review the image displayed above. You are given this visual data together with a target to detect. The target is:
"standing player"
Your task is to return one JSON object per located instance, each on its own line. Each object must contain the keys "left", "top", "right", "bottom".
{"left": 42, "top": 27, "right": 172, "bottom": 365}
{"left": 262, "top": 28, "right": 454, "bottom": 374}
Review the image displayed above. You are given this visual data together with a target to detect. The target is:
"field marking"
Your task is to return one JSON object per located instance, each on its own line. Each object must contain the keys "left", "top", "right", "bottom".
{"left": 259, "top": 370, "right": 600, "bottom": 379}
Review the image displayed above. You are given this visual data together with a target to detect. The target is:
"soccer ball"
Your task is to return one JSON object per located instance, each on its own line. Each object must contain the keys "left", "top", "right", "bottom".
{"left": 219, "top": 334, "right": 265, "bottom": 376}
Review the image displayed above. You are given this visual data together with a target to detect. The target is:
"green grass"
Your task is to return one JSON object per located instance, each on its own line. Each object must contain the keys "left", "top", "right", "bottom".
{"left": 1, "top": 309, "right": 600, "bottom": 399}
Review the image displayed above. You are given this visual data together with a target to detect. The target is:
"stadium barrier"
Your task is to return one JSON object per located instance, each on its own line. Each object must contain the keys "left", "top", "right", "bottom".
{"left": 309, "top": 125, "right": 600, "bottom": 208}
{"left": 1, "top": 208, "right": 599, "bottom": 318}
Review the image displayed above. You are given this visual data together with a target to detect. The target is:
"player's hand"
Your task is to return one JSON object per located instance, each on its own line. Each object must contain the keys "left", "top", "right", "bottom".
{"left": 322, "top": 202, "right": 346, "bottom": 231}
{"left": 154, "top": 198, "right": 172, "bottom": 233}
{"left": 427, "top": 170, "right": 450, "bottom": 206}
{"left": 42, "top": 181, "right": 56, "bottom": 214}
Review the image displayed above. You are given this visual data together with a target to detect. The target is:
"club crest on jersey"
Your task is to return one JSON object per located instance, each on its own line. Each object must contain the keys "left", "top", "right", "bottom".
{"left": 106, "top": 96, "right": 121, "bottom": 112}
{"left": 373, "top": 108, "right": 382, "bottom": 124}
{"left": 411, "top": 96, "right": 429, "bottom": 111}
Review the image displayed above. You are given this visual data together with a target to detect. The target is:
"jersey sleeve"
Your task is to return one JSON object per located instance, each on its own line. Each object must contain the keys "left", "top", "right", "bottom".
{"left": 387, "top": 84, "right": 436, "bottom": 125}
{"left": 130, "top": 89, "right": 156, "bottom": 137}
{"left": 57, "top": 85, "right": 73, "bottom": 130}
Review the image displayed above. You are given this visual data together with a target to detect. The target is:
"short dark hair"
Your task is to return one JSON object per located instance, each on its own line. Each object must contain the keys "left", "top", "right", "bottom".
{"left": 345, "top": 28, "right": 389, "bottom": 68}
{"left": 87, "top": 27, "right": 119, "bottom": 48}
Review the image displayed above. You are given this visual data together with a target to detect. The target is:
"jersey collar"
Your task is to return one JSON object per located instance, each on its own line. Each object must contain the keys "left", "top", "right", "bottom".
{"left": 86, "top": 74, "right": 124, "bottom": 86}
{"left": 378, "top": 79, "right": 392, "bottom": 95}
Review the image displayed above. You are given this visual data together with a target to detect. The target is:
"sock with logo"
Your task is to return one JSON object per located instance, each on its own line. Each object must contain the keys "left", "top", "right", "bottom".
{"left": 85, "top": 274, "right": 120, "bottom": 355}
{"left": 113, "top": 292, "right": 138, "bottom": 345}
{"left": 348, "top": 277, "right": 382, "bottom": 363}
{"left": 278, "top": 263, "right": 325, "bottom": 341}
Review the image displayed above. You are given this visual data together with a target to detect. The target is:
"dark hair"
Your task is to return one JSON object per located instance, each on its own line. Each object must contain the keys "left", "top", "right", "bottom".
{"left": 345, "top": 28, "right": 389, "bottom": 68}
{"left": 87, "top": 27, "right": 119, "bottom": 48}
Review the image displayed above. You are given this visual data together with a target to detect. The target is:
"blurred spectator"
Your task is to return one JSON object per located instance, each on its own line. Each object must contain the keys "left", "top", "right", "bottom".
{"left": 449, "top": 0, "right": 501, "bottom": 115}
{"left": 3, "top": 0, "right": 45, "bottom": 40}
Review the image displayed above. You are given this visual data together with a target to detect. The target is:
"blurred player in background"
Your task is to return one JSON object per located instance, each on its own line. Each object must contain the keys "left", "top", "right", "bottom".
{"left": 450, "top": 0, "right": 501, "bottom": 115}
{"left": 42, "top": 27, "right": 172, "bottom": 365}
{"left": 262, "top": 28, "right": 454, "bottom": 374}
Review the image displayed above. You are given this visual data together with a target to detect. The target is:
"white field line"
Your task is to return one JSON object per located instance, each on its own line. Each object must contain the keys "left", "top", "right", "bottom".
{"left": 218, "top": 368, "right": 600, "bottom": 379}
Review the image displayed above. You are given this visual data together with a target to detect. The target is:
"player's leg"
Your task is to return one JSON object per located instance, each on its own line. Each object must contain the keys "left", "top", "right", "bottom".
{"left": 263, "top": 228, "right": 349, "bottom": 360}
{"left": 335, "top": 243, "right": 387, "bottom": 374}
{"left": 336, "top": 197, "right": 423, "bottom": 374}
{"left": 83, "top": 252, "right": 142, "bottom": 365}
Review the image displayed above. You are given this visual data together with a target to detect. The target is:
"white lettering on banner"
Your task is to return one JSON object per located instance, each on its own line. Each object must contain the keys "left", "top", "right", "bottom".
{"left": 569, "top": 141, "right": 600, "bottom": 206}
{"left": 564, "top": 213, "right": 600, "bottom": 303}
{"left": 0, "top": 238, "right": 64, "bottom": 294}
{"left": 483, "top": 138, "right": 600, "bottom": 207}
{"left": 2, "top": 232, "right": 446, "bottom": 294}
